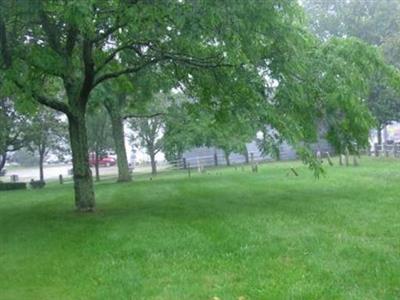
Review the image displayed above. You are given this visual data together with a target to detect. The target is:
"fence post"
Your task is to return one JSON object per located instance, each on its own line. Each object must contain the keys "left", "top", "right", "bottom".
{"left": 59, "top": 174, "right": 63, "bottom": 184}
{"left": 345, "top": 148, "right": 349, "bottom": 166}
{"left": 187, "top": 163, "right": 191, "bottom": 178}
{"left": 214, "top": 151, "right": 218, "bottom": 166}
{"left": 374, "top": 143, "right": 379, "bottom": 157}
{"left": 326, "top": 152, "right": 333, "bottom": 166}
{"left": 196, "top": 157, "right": 201, "bottom": 172}
{"left": 182, "top": 158, "right": 187, "bottom": 169}
{"left": 244, "top": 151, "right": 249, "bottom": 164}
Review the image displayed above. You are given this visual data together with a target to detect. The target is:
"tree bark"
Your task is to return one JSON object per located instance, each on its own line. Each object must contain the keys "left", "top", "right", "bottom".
{"left": 67, "top": 113, "right": 95, "bottom": 211}
{"left": 105, "top": 104, "right": 132, "bottom": 182}
{"left": 150, "top": 153, "right": 157, "bottom": 175}
{"left": 0, "top": 153, "right": 6, "bottom": 173}
{"left": 39, "top": 150, "right": 45, "bottom": 182}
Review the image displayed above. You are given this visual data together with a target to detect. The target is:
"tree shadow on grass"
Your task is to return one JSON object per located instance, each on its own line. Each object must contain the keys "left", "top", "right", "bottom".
{"left": 0, "top": 170, "right": 379, "bottom": 241}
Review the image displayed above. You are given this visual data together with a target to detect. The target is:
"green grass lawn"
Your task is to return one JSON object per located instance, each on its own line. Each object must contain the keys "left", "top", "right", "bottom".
{"left": 1, "top": 157, "right": 399, "bottom": 299}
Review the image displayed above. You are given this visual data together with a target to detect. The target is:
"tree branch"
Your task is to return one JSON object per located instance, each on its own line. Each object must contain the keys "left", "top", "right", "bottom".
{"left": 39, "top": 9, "right": 63, "bottom": 55}
{"left": 6, "top": 129, "right": 25, "bottom": 152}
{"left": 95, "top": 42, "right": 137, "bottom": 74}
{"left": 93, "top": 57, "right": 160, "bottom": 88}
{"left": 123, "top": 112, "right": 164, "bottom": 120}
{"left": 0, "top": 17, "right": 12, "bottom": 68}
{"left": 36, "top": 94, "right": 71, "bottom": 116}
{"left": 95, "top": 40, "right": 153, "bottom": 74}
{"left": 65, "top": 24, "right": 78, "bottom": 57}
{"left": 80, "top": 38, "right": 95, "bottom": 103}
{"left": 13, "top": 79, "right": 71, "bottom": 115}
{"left": 147, "top": 45, "right": 233, "bottom": 69}
{"left": 161, "top": 52, "right": 233, "bottom": 68}
{"left": 91, "top": 20, "right": 128, "bottom": 44}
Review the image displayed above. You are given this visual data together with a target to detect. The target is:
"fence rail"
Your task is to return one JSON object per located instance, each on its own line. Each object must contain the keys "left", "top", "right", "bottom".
{"left": 1, "top": 152, "right": 273, "bottom": 184}
{"left": 2, "top": 144, "right": 396, "bottom": 185}
{"left": 368, "top": 143, "right": 400, "bottom": 157}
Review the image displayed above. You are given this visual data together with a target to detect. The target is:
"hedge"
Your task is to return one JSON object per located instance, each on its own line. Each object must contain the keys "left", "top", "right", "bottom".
{"left": 0, "top": 182, "right": 27, "bottom": 191}
{"left": 30, "top": 180, "right": 46, "bottom": 189}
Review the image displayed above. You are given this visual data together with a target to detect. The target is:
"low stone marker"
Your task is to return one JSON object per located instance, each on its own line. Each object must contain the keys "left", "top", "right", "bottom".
{"left": 10, "top": 174, "right": 19, "bottom": 182}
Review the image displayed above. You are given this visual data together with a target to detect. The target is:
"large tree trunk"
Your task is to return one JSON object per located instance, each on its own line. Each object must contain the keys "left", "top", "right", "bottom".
{"left": 150, "top": 153, "right": 157, "bottom": 175}
{"left": 0, "top": 153, "right": 6, "bottom": 173}
{"left": 68, "top": 113, "right": 95, "bottom": 211}
{"left": 39, "top": 150, "right": 45, "bottom": 182}
{"left": 105, "top": 104, "right": 132, "bottom": 182}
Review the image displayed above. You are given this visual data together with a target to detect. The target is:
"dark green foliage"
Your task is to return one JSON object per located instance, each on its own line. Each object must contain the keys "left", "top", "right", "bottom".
{"left": 0, "top": 98, "right": 29, "bottom": 172}
{"left": 0, "top": 182, "right": 26, "bottom": 191}
{"left": 304, "top": 0, "right": 400, "bottom": 138}
{"left": 1, "top": 0, "right": 312, "bottom": 209}
{"left": 29, "top": 180, "right": 45, "bottom": 189}
{"left": 1, "top": 0, "right": 400, "bottom": 208}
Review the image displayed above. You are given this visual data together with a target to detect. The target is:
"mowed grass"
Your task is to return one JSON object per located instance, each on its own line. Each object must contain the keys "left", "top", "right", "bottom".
{"left": 0, "top": 158, "right": 399, "bottom": 300}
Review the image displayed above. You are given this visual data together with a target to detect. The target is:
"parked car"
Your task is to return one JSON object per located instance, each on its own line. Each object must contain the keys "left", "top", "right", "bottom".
{"left": 89, "top": 155, "right": 116, "bottom": 167}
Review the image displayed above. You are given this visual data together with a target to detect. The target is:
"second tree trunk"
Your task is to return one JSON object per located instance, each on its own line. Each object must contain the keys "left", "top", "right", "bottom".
{"left": 68, "top": 113, "right": 96, "bottom": 211}
{"left": 106, "top": 104, "right": 132, "bottom": 182}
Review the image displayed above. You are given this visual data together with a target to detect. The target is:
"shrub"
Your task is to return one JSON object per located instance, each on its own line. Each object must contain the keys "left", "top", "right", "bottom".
{"left": 0, "top": 182, "right": 27, "bottom": 191}
{"left": 30, "top": 180, "right": 46, "bottom": 189}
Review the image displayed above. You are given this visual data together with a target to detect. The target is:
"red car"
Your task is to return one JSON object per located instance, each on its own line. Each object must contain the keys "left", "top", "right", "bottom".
{"left": 89, "top": 154, "right": 116, "bottom": 167}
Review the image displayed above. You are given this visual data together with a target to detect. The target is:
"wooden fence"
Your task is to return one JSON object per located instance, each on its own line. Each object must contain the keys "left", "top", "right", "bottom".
{"left": 370, "top": 143, "right": 400, "bottom": 157}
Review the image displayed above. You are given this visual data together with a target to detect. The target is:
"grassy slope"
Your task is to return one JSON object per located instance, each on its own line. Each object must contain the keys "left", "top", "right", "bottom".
{"left": 0, "top": 158, "right": 399, "bottom": 300}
